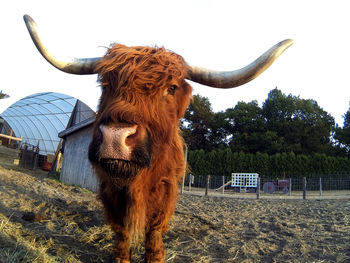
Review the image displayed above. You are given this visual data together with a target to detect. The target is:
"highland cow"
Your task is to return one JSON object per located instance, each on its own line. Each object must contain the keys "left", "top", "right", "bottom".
{"left": 24, "top": 14, "right": 292, "bottom": 262}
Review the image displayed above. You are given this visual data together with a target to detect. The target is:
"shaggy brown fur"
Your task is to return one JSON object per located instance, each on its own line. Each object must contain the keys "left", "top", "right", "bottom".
{"left": 88, "top": 44, "right": 192, "bottom": 262}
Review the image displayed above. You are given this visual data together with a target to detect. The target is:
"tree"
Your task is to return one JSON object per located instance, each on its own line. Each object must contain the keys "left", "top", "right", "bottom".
{"left": 334, "top": 105, "right": 350, "bottom": 155}
{"left": 187, "top": 149, "right": 207, "bottom": 175}
{"left": 0, "top": 90, "right": 9, "bottom": 99}
{"left": 181, "top": 95, "right": 215, "bottom": 151}
{"left": 182, "top": 88, "right": 338, "bottom": 156}
{"left": 262, "top": 88, "right": 335, "bottom": 155}
{"left": 224, "top": 101, "right": 267, "bottom": 153}
{"left": 210, "top": 110, "right": 232, "bottom": 147}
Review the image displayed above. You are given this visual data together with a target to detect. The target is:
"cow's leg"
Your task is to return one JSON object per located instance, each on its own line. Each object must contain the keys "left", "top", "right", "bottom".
{"left": 98, "top": 183, "right": 131, "bottom": 262}
{"left": 145, "top": 226, "right": 165, "bottom": 263}
{"left": 111, "top": 224, "right": 131, "bottom": 263}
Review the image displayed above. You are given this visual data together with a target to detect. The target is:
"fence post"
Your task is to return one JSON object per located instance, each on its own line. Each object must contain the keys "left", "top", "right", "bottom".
{"left": 289, "top": 178, "right": 292, "bottom": 196}
{"left": 181, "top": 175, "right": 185, "bottom": 194}
{"left": 302, "top": 177, "right": 306, "bottom": 199}
{"left": 8, "top": 129, "right": 13, "bottom": 145}
{"left": 319, "top": 177, "right": 322, "bottom": 196}
{"left": 181, "top": 145, "right": 188, "bottom": 194}
{"left": 205, "top": 175, "right": 210, "bottom": 196}
{"left": 222, "top": 176, "right": 225, "bottom": 194}
{"left": 189, "top": 174, "right": 192, "bottom": 192}
{"left": 257, "top": 177, "right": 260, "bottom": 199}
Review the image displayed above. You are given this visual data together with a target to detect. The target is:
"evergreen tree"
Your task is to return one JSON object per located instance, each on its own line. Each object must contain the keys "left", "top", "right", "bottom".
{"left": 181, "top": 95, "right": 215, "bottom": 151}
{"left": 262, "top": 88, "right": 335, "bottom": 155}
{"left": 224, "top": 101, "right": 267, "bottom": 153}
{"left": 334, "top": 105, "right": 350, "bottom": 155}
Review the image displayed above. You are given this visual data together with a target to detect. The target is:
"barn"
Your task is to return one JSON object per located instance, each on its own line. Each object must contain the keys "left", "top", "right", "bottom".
{"left": 58, "top": 116, "right": 98, "bottom": 192}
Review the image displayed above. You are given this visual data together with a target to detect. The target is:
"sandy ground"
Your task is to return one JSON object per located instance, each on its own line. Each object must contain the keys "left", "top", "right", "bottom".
{"left": 0, "top": 146, "right": 350, "bottom": 262}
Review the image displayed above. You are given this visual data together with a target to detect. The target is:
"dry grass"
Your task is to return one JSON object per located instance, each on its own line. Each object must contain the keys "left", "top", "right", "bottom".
{"left": 1, "top": 145, "right": 350, "bottom": 262}
{"left": 168, "top": 195, "right": 350, "bottom": 263}
{"left": 0, "top": 213, "right": 57, "bottom": 263}
{"left": 0, "top": 166, "right": 113, "bottom": 262}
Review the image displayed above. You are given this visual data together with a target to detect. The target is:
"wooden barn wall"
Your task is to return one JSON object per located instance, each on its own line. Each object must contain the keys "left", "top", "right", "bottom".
{"left": 60, "top": 126, "right": 99, "bottom": 192}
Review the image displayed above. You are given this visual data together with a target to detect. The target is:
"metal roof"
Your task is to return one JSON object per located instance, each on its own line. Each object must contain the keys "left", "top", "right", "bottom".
{"left": 0, "top": 92, "right": 94, "bottom": 155}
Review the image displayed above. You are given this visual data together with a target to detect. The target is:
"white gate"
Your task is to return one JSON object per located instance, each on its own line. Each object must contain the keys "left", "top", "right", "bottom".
{"left": 231, "top": 173, "right": 259, "bottom": 192}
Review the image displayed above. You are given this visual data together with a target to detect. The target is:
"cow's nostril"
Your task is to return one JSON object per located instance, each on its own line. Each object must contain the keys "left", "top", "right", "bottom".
{"left": 125, "top": 126, "right": 139, "bottom": 146}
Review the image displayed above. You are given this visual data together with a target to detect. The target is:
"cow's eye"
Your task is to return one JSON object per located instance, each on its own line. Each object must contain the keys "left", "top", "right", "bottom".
{"left": 168, "top": 85, "right": 178, "bottom": 95}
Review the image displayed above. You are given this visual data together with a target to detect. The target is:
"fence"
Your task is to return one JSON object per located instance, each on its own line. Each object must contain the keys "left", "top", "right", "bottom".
{"left": 181, "top": 174, "right": 350, "bottom": 199}
{"left": 19, "top": 144, "right": 39, "bottom": 170}
{"left": 0, "top": 132, "right": 22, "bottom": 149}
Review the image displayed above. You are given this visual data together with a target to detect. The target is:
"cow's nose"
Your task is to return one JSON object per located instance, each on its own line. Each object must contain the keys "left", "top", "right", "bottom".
{"left": 99, "top": 124, "right": 138, "bottom": 160}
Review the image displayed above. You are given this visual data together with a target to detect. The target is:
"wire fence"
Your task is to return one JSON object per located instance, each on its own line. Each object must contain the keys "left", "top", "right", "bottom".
{"left": 181, "top": 174, "right": 350, "bottom": 199}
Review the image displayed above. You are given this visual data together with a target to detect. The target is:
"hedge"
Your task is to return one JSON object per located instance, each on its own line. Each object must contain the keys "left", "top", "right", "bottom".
{"left": 187, "top": 149, "right": 350, "bottom": 178}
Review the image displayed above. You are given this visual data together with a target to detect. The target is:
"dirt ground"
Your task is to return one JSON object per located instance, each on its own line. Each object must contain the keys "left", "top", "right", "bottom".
{"left": 1, "top": 145, "right": 350, "bottom": 262}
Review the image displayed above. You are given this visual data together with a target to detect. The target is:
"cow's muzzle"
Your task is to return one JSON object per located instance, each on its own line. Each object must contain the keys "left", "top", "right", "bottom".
{"left": 88, "top": 124, "right": 151, "bottom": 178}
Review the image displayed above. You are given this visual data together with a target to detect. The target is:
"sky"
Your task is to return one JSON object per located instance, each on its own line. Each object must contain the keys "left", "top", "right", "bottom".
{"left": 0, "top": 0, "right": 349, "bottom": 126}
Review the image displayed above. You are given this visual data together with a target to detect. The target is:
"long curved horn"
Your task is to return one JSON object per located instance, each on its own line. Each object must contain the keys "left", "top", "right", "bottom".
{"left": 23, "top": 15, "right": 101, "bottom": 75}
{"left": 187, "top": 39, "right": 293, "bottom": 89}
